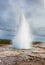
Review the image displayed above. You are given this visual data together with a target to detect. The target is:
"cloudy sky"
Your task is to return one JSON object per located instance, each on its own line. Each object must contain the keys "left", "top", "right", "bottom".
{"left": 0, "top": 0, "right": 45, "bottom": 41}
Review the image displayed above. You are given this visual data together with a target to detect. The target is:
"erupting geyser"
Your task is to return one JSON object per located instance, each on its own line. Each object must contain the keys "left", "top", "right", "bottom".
{"left": 12, "top": 14, "right": 32, "bottom": 49}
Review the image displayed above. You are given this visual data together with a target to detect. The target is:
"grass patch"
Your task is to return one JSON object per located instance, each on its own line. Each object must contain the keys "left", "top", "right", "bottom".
{"left": 0, "top": 39, "right": 12, "bottom": 46}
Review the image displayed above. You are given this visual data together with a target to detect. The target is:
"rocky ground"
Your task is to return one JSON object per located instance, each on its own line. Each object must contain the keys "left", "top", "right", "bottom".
{"left": 0, "top": 44, "right": 45, "bottom": 65}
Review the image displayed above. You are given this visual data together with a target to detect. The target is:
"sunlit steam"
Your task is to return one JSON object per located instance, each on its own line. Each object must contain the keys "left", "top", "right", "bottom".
{"left": 12, "top": 14, "right": 32, "bottom": 49}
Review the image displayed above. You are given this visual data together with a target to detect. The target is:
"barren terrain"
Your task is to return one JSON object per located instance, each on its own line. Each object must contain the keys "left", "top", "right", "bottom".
{"left": 0, "top": 43, "right": 45, "bottom": 65}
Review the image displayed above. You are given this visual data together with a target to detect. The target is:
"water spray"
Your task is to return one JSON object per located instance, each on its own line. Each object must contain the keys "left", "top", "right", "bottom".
{"left": 12, "top": 14, "right": 32, "bottom": 49}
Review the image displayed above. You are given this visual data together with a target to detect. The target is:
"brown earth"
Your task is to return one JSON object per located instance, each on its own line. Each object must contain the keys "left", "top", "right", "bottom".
{"left": 0, "top": 43, "right": 45, "bottom": 65}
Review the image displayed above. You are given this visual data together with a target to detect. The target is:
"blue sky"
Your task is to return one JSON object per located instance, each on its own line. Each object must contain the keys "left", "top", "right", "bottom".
{"left": 0, "top": 0, "right": 45, "bottom": 41}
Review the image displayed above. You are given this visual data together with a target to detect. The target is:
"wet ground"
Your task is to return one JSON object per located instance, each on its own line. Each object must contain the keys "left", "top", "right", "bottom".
{"left": 0, "top": 43, "right": 45, "bottom": 65}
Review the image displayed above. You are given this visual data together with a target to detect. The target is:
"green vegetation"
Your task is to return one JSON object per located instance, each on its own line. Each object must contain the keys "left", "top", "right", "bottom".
{"left": 0, "top": 39, "right": 12, "bottom": 46}
{"left": 32, "top": 42, "right": 42, "bottom": 46}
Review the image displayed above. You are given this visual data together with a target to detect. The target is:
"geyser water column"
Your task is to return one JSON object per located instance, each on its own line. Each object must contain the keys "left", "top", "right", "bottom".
{"left": 12, "top": 14, "right": 32, "bottom": 49}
